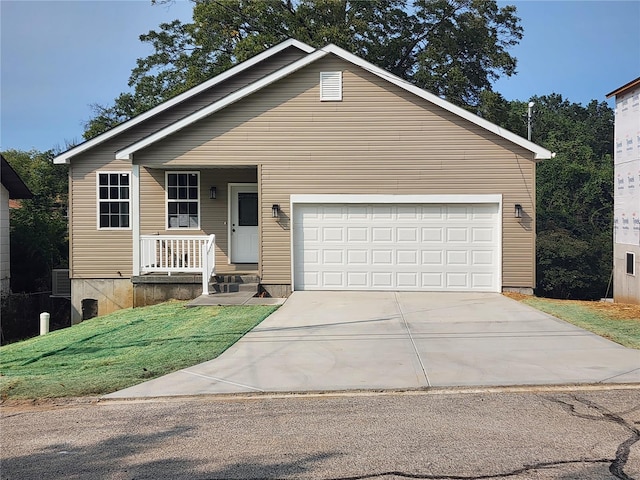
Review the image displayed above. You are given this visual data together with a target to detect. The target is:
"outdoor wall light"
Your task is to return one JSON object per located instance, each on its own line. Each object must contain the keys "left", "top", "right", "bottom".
{"left": 209, "top": 186, "right": 217, "bottom": 199}
{"left": 514, "top": 204, "right": 523, "bottom": 219}
{"left": 272, "top": 204, "right": 280, "bottom": 218}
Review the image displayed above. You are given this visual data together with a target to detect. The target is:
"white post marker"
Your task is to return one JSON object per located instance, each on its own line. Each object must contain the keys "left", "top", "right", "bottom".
{"left": 40, "top": 312, "right": 50, "bottom": 335}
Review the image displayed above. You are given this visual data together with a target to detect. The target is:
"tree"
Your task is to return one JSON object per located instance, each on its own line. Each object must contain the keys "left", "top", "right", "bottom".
{"left": 2, "top": 149, "right": 69, "bottom": 293}
{"left": 528, "top": 95, "right": 614, "bottom": 299}
{"left": 84, "top": 0, "right": 523, "bottom": 138}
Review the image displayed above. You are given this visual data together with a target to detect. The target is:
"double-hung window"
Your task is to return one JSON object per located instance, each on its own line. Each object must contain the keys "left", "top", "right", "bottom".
{"left": 166, "top": 172, "right": 200, "bottom": 229}
{"left": 97, "top": 172, "right": 130, "bottom": 229}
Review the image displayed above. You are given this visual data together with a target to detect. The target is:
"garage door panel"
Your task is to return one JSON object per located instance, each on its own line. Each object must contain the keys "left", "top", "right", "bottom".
{"left": 472, "top": 227, "right": 495, "bottom": 242}
{"left": 446, "top": 272, "right": 469, "bottom": 288}
{"left": 472, "top": 273, "right": 495, "bottom": 289}
{"left": 293, "top": 203, "right": 499, "bottom": 292}
{"left": 422, "top": 250, "right": 443, "bottom": 265}
{"left": 472, "top": 250, "right": 494, "bottom": 265}
{"left": 372, "top": 207, "right": 393, "bottom": 219}
{"left": 372, "top": 272, "right": 393, "bottom": 287}
{"left": 397, "top": 227, "right": 418, "bottom": 242}
{"left": 347, "top": 227, "right": 368, "bottom": 241}
{"left": 422, "top": 227, "right": 443, "bottom": 242}
{"left": 422, "top": 272, "right": 444, "bottom": 288}
{"left": 447, "top": 250, "right": 469, "bottom": 265}
{"left": 422, "top": 206, "right": 445, "bottom": 219}
{"left": 347, "top": 250, "right": 368, "bottom": 264}
{"left": 347, "top": 272, "right": 368, "bottom": 287}
{"left": 372, "top": 250, "right": 393, "bottom": 264}
{"left": 397, "top": 250, "right": 418, "bottom": 265}
{"left": 372, "top": 228, "right": 393, "bottom": 242}
{"left": 446, "top": 228, "right": 468, "bottom": 242}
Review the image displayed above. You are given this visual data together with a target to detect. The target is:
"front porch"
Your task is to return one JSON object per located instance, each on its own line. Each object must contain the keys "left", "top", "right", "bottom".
{"left": 134, "top": 234, "right": 263, "bottom": 306}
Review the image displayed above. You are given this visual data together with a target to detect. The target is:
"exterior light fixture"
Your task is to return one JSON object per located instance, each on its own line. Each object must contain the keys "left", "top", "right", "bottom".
{"left": 209, "top": 186, "right": 217, "bottom": 199}
{"left": 272, "top": 204, "right": 280, "bottom": 218}
{"left": 514, "top": 204, "right": 523, "bottom": 219}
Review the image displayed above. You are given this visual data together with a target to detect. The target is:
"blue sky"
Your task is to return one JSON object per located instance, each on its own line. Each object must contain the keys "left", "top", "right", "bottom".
{"left": 1, "top": 1, "right": 639, "bottom": 152}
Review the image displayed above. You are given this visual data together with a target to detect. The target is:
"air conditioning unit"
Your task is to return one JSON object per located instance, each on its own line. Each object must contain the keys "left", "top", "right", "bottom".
{"left": 52, "top": 269, "right": 71, "bottom": 298}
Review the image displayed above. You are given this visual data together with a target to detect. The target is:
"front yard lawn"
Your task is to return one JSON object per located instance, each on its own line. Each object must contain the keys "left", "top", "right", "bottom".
{"left": 0, "top": 301, "right": 278, "bottom": 400}
{"left": 505, "top": 294, "right": 640, "bottom": 349}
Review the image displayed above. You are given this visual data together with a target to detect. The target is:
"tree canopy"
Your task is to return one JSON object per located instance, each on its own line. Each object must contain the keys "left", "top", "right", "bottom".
{"left": 2, "top": 149, "right": 68, "bottom": 293}
{"left": 84, "top": 0, "right": 522, "bottom": 139}
{"left": 528, "top": 96, "right": 614, "bottom": 299}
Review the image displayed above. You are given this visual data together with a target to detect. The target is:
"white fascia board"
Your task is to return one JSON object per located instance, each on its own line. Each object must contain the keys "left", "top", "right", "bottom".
{"left": 319, "top": 44, "right": 554, "bottom": 161}
{"left": 53, "top": 39, "right": 316, "bottom": 165}
{"left": 290, "top": 194, "right": 502, "bottom": 204}
{"left": 116, "top": 49, "right": 330, "bottom": 160}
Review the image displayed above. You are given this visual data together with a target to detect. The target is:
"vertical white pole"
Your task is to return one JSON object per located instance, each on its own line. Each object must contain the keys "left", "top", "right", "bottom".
{"left": 40, "top": 312, "right": 50, "bottom": 335}
{"left": 527, "top": 101, "right": 535, "bottom": 142}
{"left": 132, "top": 165, "right": 141, "bottom": 276}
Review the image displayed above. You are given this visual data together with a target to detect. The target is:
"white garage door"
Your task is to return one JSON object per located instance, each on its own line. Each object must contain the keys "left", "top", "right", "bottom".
{"left": 293, "top": 202, "right": 500, "bottom": 292}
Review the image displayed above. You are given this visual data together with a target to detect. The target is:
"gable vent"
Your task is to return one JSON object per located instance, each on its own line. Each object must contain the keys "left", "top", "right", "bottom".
{"left": 320, "top": 71, "right": 342, "bottom": 101}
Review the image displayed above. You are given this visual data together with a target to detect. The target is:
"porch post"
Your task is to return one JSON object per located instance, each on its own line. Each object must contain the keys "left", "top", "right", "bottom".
{"left": 132, "top": 164, "right": 140, "bottom": 276}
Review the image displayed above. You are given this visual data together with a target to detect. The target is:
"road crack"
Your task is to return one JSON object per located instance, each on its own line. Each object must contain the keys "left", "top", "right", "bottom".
{"left": 546, "top": 394, "right": 640, "bottom": 480}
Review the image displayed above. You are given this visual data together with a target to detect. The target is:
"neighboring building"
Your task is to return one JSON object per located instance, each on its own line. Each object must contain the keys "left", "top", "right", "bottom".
{"left": 54, "top": 39, "right": 553, "bottom": 323}
{"left": 1, "top": 154, "right": 33, "bottom": 296}
{"left": 607, "top": 77, "right": 640, "bottom": 304}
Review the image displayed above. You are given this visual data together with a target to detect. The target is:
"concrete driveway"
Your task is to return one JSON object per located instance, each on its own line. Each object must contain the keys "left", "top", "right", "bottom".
{"left": 105, "top": 292, "right": 640, "bottom": 398}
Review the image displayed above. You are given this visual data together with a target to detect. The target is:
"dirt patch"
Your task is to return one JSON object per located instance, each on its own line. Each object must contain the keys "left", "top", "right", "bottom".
{"left": 503, "top": 293, "right": 640, "bottom": 321}
{"left": 0, "top": 396, "right": 100, "bottom": 414}
{"left": 502, "top": 292, "right": 530, "bottom": 301}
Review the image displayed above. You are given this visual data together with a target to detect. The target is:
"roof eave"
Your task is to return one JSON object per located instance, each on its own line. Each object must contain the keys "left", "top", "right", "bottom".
{"left": 115, "top": 49, "right": 330, "bottom": 160}
{"left": 117, "top": 41, "right": 553, "bottom": 162}
{"left": 52, "top": 39, "right": 316, "bottom": 165}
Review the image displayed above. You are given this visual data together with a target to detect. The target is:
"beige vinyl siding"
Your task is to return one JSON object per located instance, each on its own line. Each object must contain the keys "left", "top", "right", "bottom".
{"left": 70, "top": 154, "right": 133, "bottom": 278}
{"left": 134, "top": 56, "right": 536, "bottom": 288}
{"left": 68, "top": 50, "right": 301, "bottom": 279}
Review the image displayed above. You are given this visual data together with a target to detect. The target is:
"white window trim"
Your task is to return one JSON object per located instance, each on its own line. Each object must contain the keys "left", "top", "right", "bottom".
{"left": 626, "top": 251, "right": 636, "bottom": 276}
{"left": 96, "top": 171, "right": 132, "bottom": 230}
{"left": 165, "top": 171, "right": 201, "bottom": 230}
{"left": 320, "top": 71, "right": 342, "bottom": 101}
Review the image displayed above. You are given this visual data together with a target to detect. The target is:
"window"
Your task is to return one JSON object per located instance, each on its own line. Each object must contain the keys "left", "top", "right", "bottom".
{"left": 320, "top": 71, "right": 342, "bottom": 101}
{"left": 97, "top": 172, "right": 130, "bottom": 229}
{"left": 166, "top": 172, "right": 200, "bottom": 229}
{"left": 627, "top": 252, "right": 635, "bottom": 275}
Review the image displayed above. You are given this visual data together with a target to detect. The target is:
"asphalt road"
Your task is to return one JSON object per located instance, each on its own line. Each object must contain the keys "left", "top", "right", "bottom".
{"left": 1, "top": 387, "right": 639, "bottom": 480}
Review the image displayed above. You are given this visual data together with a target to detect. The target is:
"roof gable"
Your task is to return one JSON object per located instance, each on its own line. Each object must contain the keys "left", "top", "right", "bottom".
{"left": 53, "top": 39, "right": 315, "bottom": 165}
{"left": 116, "top": 43, "right": 553, "bottom": 161}
{"left": 1, "top": 155, "right": 33, "bottom": 199}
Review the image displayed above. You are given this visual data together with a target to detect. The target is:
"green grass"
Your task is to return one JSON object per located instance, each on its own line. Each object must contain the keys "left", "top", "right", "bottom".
{"left": 0, "top": 301, "right": 278, "bottom": 400}
{"left": 519, "top": 297, "right": 640, "bottom": 349}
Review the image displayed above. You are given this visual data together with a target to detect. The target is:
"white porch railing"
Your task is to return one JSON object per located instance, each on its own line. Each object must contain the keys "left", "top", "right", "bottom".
{"left": 201, "top": 234, "right": 216, "bottom": 295}
{"left": 140, "top": 234, "right": 216, "bottom": 294}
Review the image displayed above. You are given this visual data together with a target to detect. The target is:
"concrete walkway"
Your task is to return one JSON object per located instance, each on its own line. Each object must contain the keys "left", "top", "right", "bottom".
{"left": 105, "top": 292, "right": 640, "bottom": 398}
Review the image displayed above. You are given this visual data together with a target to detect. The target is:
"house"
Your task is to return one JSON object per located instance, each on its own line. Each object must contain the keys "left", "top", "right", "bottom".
{"left": 53, "top": 39, "right": 553, "bottom": 323}
{"left": 606, "top": 77, "right": 640, "bottom": 304}
{"left": 1, "top": 154, "right": 33, "bottom": 296}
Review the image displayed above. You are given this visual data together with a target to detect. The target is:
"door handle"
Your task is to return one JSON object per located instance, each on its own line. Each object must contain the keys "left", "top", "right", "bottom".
{"left": 232, "top": 228, "right": 236, "bottom": 232}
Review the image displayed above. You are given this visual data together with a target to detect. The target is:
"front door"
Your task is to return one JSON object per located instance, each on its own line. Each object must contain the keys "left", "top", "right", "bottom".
{"left": 230, "top": 184, "right": 259, "bottom": 263}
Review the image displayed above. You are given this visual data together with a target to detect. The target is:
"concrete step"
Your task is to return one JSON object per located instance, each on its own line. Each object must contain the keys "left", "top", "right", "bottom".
{"left": 210, "top": 282, "right": 258, "bottom": 294}
{"left": 213, "top": 274, "right": 260, "bottom": 284}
